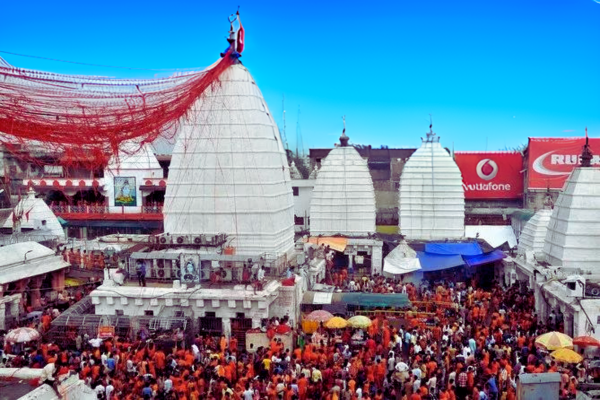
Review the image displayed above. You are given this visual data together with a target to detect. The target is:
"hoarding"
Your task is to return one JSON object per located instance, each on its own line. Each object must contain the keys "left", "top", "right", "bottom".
{"left": 527, "top": 137, "right": 600, "bottom": 189}
{"left": 454, "top": 152, "right": 523, "bottom": 199}
{"left": 114, "top": 176, "right": 136, "bottom": 206}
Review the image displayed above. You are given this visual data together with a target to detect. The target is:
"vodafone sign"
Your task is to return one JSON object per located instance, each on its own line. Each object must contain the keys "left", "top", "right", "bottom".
{"left": 527, "top": 137, "right": 600, "bottom": 189}
{"left": 454, "top": 152, "right": 523, "bottom": 199}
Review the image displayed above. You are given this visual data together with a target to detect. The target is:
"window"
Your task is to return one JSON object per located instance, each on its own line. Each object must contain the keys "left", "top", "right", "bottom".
{"left": 115, "top": 310, "right": 124, "bottom": 316}
{"left": 205, "top": 311, "right": 216, "bottom": 318}
{"left": 236, "top": 312, "right": 245, "bottom": 319}
{"left": 144, "top": 310, "right": 154, "bottom": 316}
{"left": 292, "top": 187, "right": 299, "bottom": 196}
{"left": 175, "top": 311, "right": 184, "bottom": 318}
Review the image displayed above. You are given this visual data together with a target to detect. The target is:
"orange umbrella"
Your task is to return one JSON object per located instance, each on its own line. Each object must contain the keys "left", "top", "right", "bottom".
{"left": 573, "top": 336, "right": 600, "bottom": 348}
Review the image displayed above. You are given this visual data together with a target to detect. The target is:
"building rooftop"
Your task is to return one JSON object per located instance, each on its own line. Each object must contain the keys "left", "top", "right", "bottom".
{"left": 0, "top": 241, "right": 68, "bottom": 285}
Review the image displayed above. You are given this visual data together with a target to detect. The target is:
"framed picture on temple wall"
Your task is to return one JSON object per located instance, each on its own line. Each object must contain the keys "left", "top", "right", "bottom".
{"left": 114, "top": 177, "right": 136, "bottom": 206}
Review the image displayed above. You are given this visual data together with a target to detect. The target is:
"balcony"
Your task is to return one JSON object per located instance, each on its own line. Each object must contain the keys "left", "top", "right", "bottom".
{"left": 24, "top": 178, "right": 105, "bottom": 191}
{"left": 51, "top": 204, "right": 164, "bottom": 221}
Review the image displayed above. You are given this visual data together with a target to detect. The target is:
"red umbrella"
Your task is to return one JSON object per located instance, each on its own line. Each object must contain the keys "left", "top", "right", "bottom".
{"left": 573, "top": 336, "right": 600, "bottom": 347}
{"left": 276, "top": 324, "right": 292, "bottom": 334}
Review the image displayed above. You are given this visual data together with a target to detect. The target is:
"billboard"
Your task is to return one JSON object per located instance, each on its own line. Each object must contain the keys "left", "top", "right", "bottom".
{"left": 454, "top": 152, "right": 523, "bottom": 199}
{"left": 527, "top": 137, "right": 600, "bottom": 189}
{"left": 114, "top": 177, "right": 137, "bottom": 206}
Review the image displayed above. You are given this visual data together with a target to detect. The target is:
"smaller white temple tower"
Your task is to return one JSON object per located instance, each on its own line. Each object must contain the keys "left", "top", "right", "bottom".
{"left": 310, "top": 125, "right": 376, "bottom": 236}
{"left": 543, "top": 136, "right": 600, "bottom": 272}
{"left": 398, "top": 125, "right": 465, "bottom": 240}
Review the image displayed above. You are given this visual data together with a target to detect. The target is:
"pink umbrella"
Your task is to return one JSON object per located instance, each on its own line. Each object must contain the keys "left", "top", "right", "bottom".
{"left": 6, "top": 327, "right": 41, "bottom": 343}
{"left": 305, "top": 310, "right": 334, "bottom": 322}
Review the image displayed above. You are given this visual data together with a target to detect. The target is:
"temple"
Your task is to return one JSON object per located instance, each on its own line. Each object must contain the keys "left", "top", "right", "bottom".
{"left": 398, "top": 126, "right": 465, "bottom": 240}
{"left": 541, "top": 137, "right": 600, "bottom": 272}
{"left": 308, "top": 127, "right": 382, "bottom": 274}
{"left": 310, "top": 129, "right": 376, "bottom": 236}
{"left": 163, "top": 63, "right": 295, "bottom": 257}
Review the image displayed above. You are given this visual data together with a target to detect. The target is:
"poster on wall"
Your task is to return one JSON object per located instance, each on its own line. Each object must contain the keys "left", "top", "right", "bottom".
{"left": 454, "top": 152, "right": 524, "bottom": 199}
{"left": 114, "top": 177, "right": 136, "bottom": 206}
{"left": 527, "top": 137, "right": 600, "bottom": 189}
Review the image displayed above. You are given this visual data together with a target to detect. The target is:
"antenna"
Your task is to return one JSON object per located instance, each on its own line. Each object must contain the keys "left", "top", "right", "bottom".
{"left": 281, "top": 95, "right": 288, "bottom": 151}
{"left": 296, "top": 106, "right": 303, "bottom": 157}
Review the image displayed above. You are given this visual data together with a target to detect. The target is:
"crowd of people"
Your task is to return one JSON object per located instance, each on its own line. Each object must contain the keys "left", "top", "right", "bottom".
{"left": 0, "top": 278, "right": 590, "bottom": 400}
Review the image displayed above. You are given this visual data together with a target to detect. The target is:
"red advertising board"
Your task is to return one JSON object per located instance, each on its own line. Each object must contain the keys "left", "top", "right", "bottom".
{"left": 527, "top": 137, "right": 600, "bottom": 189}
{"left": 454, "top": 152, "right": 523, "bottom": 199}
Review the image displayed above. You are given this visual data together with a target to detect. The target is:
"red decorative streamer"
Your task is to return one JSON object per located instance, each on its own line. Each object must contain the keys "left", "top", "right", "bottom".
{"left": 0, "top": 50, "right": 237, "bottom": 169}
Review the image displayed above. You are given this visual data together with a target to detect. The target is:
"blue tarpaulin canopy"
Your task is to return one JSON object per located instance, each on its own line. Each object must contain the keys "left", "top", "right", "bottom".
{"left": 424, "top": 242, "right": 483, "bottom": 256}
{"left": 417, "top": 252, "right": 465, "bottom": 272}
{"left": 462, "top": 249, "right": 506, "bottom": 267}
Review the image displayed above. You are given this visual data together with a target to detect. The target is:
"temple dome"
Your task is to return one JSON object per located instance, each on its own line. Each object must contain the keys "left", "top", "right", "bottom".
{"left": 2, "top": 188, "right": 65, "bottom": 239}
{"left": 310, "top": 139, "right": 376, "bottom": 236}
{"left": 543, "top": 167, "right": 600, "bottom": 272}
{"left": 517, "top": 209, "right": 552, "bottom": 256}
{"left": 399, "top": 134, "right": 465, "bottom": 240}
{"left": 290, "top": 161, "right": 302, "bottom": 180}
{"left": 163, "top": 63, "right": 295, "bottom": 256}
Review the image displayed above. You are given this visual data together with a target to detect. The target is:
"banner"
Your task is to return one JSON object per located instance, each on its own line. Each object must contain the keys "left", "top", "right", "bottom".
{"left": 114, "top": 176, "right": 136, "bottom": 206}
{"left": 527, "top": 137, "right": 600, "bottom": 189}
{"left": 454, "top": 152, "right": 523, "bottom": 199}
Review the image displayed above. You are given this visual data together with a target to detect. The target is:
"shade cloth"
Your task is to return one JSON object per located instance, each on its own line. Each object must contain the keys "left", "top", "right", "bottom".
{"left": 306, "top": 237, "right": 348, "bottom": 252}
{"left": 425, "top": 242, "right": 482, "bottom": 256}
{"left": 462, "top": 250, "right": 506, "bottom": 267}
{"left": 464, "top": 225, "right": 518, "bottom": 249}
{"left": 383, "top": 241, "right": 421, "bottom": 275}
{"left": 302, "top": 292, "right": 412, "bottom": 309}
{"left": 417, "top": 252, "right": 465, "bottom": 272}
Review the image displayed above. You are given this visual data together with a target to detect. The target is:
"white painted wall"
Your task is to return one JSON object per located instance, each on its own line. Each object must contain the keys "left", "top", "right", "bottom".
{"left": 292, "top": 180, "right": 314, "bottom": 231}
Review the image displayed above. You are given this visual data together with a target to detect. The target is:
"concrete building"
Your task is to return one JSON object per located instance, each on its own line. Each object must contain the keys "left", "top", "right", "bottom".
{"left": 19, "top": 141, "right": 166, "bottom": 239}
{"left": 92, "top": 267, "right": 303, "bottom": 341}
{"left": 309, "top": 130, "right": 383, "bottom": 274}
{"left": 0, "top": 241, "right": 69, "bottom": 330}
{"left": 398, "top": 127, "right": 465, "bottom": 240}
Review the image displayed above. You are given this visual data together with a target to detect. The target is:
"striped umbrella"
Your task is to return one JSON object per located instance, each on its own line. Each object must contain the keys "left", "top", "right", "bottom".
{"left": 347, "top": 315, "right": 373, "bottom": 329}
{"left": 6, "top": 327, "right": 41, "bottom": 343}
{"left": 535, "top": 331, "right": 573, "bottom": 351}
{"left": 305, "top": 310, "right": 334, "bottom": 322}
